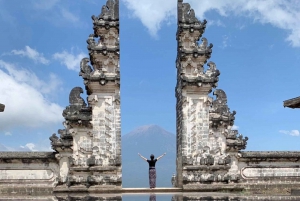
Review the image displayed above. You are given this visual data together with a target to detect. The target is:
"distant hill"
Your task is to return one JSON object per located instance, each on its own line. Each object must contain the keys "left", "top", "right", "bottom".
{"left": 122, "top": 125, "right": 176, "bottom": 188}
{"left": 0, "top": 143, "right": 10, "bottom": 151}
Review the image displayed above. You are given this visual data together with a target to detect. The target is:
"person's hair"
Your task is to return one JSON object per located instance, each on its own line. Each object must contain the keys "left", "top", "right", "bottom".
{"left": 150, "top": 154, "right": 154, "bottom": 160}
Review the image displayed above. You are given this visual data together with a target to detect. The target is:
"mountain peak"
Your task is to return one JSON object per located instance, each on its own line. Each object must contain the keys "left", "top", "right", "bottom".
{"left": 124, "top": 125, "right": 174, "bottom": 137}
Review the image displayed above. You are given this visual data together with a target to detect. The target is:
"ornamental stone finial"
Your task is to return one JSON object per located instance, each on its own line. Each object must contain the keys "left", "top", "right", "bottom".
{"left": 0, "top": 103, "right": 4, "bottom": 112}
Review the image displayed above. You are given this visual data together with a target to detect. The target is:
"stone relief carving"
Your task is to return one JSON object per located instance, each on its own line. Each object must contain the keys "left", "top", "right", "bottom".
{"left": 79, "top": 57, "right": 93, "bottom": 79}
{"left": 62, "top": 87, "right": 92, "bottom": 127}
{"left": 50, "top": 131, "right": 73, "bottom": 152}
{"left": 87, "top": 173, "right": 121, "bottom": 186}
{"left": 178, "top": 2, "right": 199, "bottom": 24}
{"left": 67, "top": 175, "right": 88, "bottom": 187}
{"left": 93, "top": 0, "right": 119, "bottom": 21}
{"left": 179, "top": 61, "right": 220, "bottom": 89}
{"left": 0, "top": 103, "right": 4, "bottom": 112}
{"left": 210, "top": 89, "right": 235, "bottom": 128}
{"left": 205, "top": 61, "right": 220, "bottom": 85}
{"left": 226, "top": 130, "right": 248, "bottom": 151}
{"left": 183, "top": 170, "right": 239, "bottom": 183}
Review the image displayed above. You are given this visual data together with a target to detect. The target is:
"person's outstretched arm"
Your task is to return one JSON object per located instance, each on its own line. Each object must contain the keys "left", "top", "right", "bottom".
{"left": 138, "top": 153, "right": 147, "bottom": 161}
{"left": 157, "top": 153, "right": 166, "bottom": 160}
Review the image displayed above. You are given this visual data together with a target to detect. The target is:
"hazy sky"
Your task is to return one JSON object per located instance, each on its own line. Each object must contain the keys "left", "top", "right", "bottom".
{"left": 0, "top": 0, "right": 300, "bottom": 151}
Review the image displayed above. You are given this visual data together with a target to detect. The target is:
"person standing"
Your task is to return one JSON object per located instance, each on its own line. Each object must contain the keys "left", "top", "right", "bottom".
{"left": 138, "top": 153, "right": 166, "bottom": 189}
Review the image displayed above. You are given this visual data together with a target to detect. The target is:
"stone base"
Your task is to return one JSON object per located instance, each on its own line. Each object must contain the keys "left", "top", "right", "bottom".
{"left": 183, "top": 184, "right": 244, "bottom": 192}
{"left": 54, "top": 184, "right": 122, "bottom": 193}
{"left": 0, "top": 196, "right": 55, "bottom": 201}
{"left": 0, "top": 185, "right": 53, "bottom": 196}
{"left": 88, "top": 185, "right": 122, "bottom": 193}
{"left": 241, "top": 183, "right": 300, "bottom": 195}
{"left": 121, "top": 187, "right": 182, "bottom": 193}
{"left": 174, "top": 194, "right": 300, "bottom": 201}
{"left": 54, "top": 185, "right": 87, "bottom": 193}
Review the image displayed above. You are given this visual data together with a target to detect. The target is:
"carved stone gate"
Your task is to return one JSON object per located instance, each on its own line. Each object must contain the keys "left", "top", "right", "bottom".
{"left": 1, "top": 0, "right": 300, "bottom": 195}
{"left": 175, "top": 0, "right": 248, "bottom": 189}
{"left": 174, "top": 0, "right": 300, "bottom": 192}
{"left": 50, "top": 0, "right": 122, "bottom": 191}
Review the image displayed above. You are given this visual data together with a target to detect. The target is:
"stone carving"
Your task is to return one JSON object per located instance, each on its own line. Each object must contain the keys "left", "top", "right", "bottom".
{"left": 52, "top": 0, "right": 122, "bottom": 189}
{"left": 92, "top": 0, "right": 119, "bottom": 21}
{"left": 62, "top": 87, "right": 92, "bottom": 126}
{"left": 226, "top": 131, "right": 248, "bottom": 151}
{"left": 200, "top": 154, "right": 214, "bottom": 165}
{"left": 79, "top": 57, "right": 93, "bottom": 78}
{"left": 0, "top": 103, "right": 4, "bottom": 112}
{"left": 58, "top": 128, "right": 72, "bottom": 139}
{"left": 210, "top": 89, "right": 235, "bottom": 128}
{"left": 179, "top": 37, "right": 212, "bottom": 59}
{"left": 87, "top": 33, "right": 96, "bottom": 47}
{"left": 67, "top": 175, "right": 88, "bottom": 187}
{"left": 194, "top": 38, "right": 213, "bottom": 58}
{"left": 176, "top": 0, "right": 243, "bottom": 187}
{"left": 198, "top": 38, "right": 208, "bottom": 50}
{"left": 85, "top": 1, "right": 120, "bottom": 90}
{"left": 49, "top": 133, "right": 60, "bottom": 144}
{"left": 50, "top": 130, "right": 73, "bottom": 152}
{"left": 205, "top": 62, "right": 220, "bottom": 82}
{"left": 183, "top": 171, "right": 239, "bottom": 183}
{"left": 180, "top": 62, "right": 220, "bottom": 88}
{"left": 178, "top": 1, "right": 200, "bottom": 24}
{"left": 69, "top": 87, "right": 86, "bottom": 106}
{"left": 87, "top": 174, "right": 121, "bottom": 186}
{"left": 218, "top": 155, "right": 231, "bottom": 165}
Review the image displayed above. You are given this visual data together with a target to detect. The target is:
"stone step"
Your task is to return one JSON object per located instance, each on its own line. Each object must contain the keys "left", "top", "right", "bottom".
{"left": 122, "top": 188, "right": 182, "bottom": 193}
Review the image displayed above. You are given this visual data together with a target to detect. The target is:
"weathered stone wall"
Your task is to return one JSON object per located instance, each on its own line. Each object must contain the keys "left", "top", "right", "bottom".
{"left": 237, "top": 151, "right": 300, "bottom": 194}
{"left": 0, "top": 152, "right": 59, "bottom": 195}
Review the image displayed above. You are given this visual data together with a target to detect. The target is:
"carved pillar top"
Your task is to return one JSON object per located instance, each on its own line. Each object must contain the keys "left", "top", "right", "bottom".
{"left": 80, "top": 0, "right": 120, "bottom": 95}
{"left": 176, "top": 1, "right": 219, "bottom": 93}
{"left": 0, "top": 103, "right": 4, "bottom": 112}
{"left": 283, "top": 96, "right": 300, "bottom": 108}
{"left": 62, "top": 87, "right": 92, "bottom": 127}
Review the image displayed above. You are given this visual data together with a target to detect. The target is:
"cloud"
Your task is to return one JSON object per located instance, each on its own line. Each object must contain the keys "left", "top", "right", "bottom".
{"left": 232, "top": 125, "right": 239, "bottom": 130}
{"left": 207, "top": 19, "right": 226, "bottom": 27}
{"left": 53, "top": 50, "right": 87, "bottom": 71}
{"left": 11, "top": 46, "right": 49, "bottom": 65}
{"left": 122, "top": 0, "right": 177, "bottom": 37}
{"left": 19, "top": 142, "right": 52, "bottom": 152}
{"left": 0, "top": 60, "right": 63, "bottom": 130}
{"left": 32, "top": 0, "right": 60, "bottom": 10}
{"left": 20, "top": 143, "right": 37, "bottom": 152}
{"left": 60, "top": 8, "right": 79, "bottom": 23}
{"left": 30, "top": 0, "right": 83, "bottom": 27}
{"left": 279, "top": 130, "right": 300, "bottom": 136}
{"left": 221, "top": 35, "right": 229, "bottom": 49}
{"left": 123, "top": 0, "right": 300, "bottom": 47}
{"left": 4, "top": 132, "right": 12, "bottom": 136}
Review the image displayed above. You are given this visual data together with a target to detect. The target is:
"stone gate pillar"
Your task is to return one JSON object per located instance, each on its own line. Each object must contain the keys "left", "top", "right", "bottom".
{"left": 175, "top": 0, "right": 247, "bottom": 189}
{"left": 51, "top": 0, "right": 121, "bottom": 192}
{"left": 84, "top": 0, "right": 121, "bottom": 190}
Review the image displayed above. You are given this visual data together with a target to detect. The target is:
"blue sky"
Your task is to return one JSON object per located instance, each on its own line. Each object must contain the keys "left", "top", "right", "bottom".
{"left": 0, "top": 0, "right": 300, "bottom": 151}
